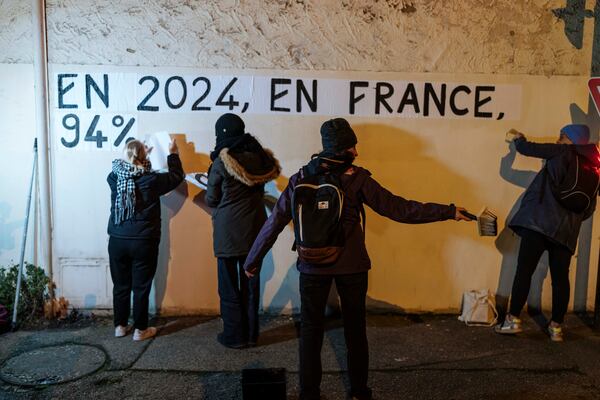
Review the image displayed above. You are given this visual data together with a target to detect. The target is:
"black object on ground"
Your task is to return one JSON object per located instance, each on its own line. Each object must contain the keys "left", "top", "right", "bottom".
{"left": 242, "top": 368, "right": 286, "bottom": 400}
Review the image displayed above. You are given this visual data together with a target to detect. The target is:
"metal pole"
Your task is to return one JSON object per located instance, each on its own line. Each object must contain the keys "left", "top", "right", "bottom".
{"left": 32, "top": 0, "right": 54, "bottom": 297}
{"left": 12, "top": 140, "right": 38, "bottom": 329}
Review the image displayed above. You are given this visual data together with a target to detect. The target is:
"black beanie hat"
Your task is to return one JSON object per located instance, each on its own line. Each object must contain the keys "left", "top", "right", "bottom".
{"left": 215, "top": 113, "right": 245, "bottom": 143}
{"left": 320, "top": 118, "right": 358, "bottom": 153}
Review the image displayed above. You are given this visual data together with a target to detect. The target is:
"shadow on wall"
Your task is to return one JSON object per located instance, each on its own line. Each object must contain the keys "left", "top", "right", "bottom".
{"left": 152, "top": 134, "right": 214, "bottom": 314}
{"left": 262, "top": 262, "right": 300, "bottom": 315}
{"left": 352, "top": 123, "right": 482, "bottom": 311}
{"left": 0, "top": 202, "right": 22, "bottom": 258}
{"left": 254, "top": 181, "right": 303, "bottom": 315}
{"left": 494, "top": 141, "right": 545, "bottom": 320}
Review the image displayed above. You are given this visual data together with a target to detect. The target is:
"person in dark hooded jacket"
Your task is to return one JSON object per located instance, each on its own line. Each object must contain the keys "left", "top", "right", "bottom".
{"left": 243, "top": 118, "right": 470, "bottom": 400}
{"left": 206, "top": 113, "right": 281, "bottom": 349}
{"left": 495, "top": 124, "right": 600, "bottom": 342}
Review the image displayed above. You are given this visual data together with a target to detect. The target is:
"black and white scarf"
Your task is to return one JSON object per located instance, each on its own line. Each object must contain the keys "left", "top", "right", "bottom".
{"left": 112, "top": 159, "right": 152, "bottom": 225}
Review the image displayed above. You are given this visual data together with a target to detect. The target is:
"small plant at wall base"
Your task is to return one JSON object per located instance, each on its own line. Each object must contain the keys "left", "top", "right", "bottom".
{"left": 0, "top": 263, "right": 50, "bottom": 324}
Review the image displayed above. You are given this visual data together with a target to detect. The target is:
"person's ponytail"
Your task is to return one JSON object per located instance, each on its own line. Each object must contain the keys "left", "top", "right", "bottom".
{"left": 125, "top": 140, "right": 147, "bottom": 166}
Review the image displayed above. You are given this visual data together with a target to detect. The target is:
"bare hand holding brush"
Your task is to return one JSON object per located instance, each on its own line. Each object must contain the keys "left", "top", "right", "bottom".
{"left": 456, "top": 207, "right": 498, "bottom": 236}
{"left": 455, "top": 207, "right": 473, "bottom": 221}
{"left": 506, "top": 128, "right": 525, "bottom": 142}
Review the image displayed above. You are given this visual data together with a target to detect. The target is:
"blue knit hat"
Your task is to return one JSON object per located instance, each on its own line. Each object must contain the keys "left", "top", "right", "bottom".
{"left": 561, "top": 124, "right": 590, "bottom": 145}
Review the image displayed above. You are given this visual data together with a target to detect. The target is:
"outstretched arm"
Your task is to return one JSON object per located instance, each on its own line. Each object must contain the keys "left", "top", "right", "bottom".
{"left": 513, "top": 135, "right": 566, "bottom": 160}
{"left": 360, "top": 176, "right": 465, "bottom": 223}
{"left": 499, "top": 144, "right": 537, "bottom": 189}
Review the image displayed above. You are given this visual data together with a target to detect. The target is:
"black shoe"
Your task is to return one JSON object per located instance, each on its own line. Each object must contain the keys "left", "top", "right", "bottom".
{"left": 217, "top": 333, "right": 247, "bottom": 349}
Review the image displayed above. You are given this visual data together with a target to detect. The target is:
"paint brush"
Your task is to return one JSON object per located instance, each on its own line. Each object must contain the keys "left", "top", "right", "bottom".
{"left": 461, "top": 207, "right": 498, "bottom": 237}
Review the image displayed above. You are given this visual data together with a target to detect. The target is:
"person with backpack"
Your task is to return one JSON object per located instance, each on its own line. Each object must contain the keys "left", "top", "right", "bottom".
{"left": 495, "top": 125, "right": 600, "bottom": 342}
{"left": 107, "top": 138, "right": 184, "bottom": 341}
{"left": 206, "top": 113, "right": 281, "bottom": 349}
{"left": 243, "top": 118, "right": 470, "bottom": 400}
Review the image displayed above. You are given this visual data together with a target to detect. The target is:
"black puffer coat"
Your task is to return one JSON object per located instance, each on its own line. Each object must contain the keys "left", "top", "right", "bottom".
{"left": 509, "top": 137, "right": 600, "bottom": 253}
{"left": 107, "top": 154, "right": 184, "bottom": 239}
{"left": 206, "top": 136, "right": 281, "bottom": 257}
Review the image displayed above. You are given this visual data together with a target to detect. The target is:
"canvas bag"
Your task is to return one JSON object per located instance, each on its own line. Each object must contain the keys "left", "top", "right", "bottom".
{"left": 458, "top": 289, "right": 498, "bottom": 327}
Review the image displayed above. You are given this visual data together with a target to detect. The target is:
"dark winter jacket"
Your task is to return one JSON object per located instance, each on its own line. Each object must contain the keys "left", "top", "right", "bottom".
{"left": 243, "top": 166, "right": 456, "bottom": 275}
{"left": 206, "top": 138, "right": 281, "bottom": 258}
{"left": 509, "top": 137, "right": 600, "bottom": 253}
{"left": 107, "top": 154, "right": 184, "bottom": 239}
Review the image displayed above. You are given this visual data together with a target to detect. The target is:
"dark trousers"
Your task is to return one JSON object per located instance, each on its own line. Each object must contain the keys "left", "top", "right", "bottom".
{"left": 299, "top": 272, "right": 371, "bottom": 400}
{"left": 509, "top": 229, "right": 572, "bottom": 324}
{"left": 108, "top": 236, "right": 159, "bottom": 330}
{"left": 217, "top": 256, "right": 260, "bottom": 346}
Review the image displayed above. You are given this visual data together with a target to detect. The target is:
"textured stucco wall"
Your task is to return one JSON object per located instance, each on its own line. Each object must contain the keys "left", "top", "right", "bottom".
{"left": 1, "top": 0, "right": 593, "bottom": 75}
{"left": 0, "top": 0, "right": 33, "bottom": 63}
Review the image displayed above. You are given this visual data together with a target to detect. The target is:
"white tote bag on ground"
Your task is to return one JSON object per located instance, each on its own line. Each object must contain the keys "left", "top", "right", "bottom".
{"left": 458, "top": 289, "right": 498, "bottom": 327}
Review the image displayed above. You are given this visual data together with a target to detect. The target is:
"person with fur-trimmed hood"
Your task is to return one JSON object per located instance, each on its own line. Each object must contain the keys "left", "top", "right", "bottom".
{"left": 205, "top": 113, "right": 281, "bottom": 349}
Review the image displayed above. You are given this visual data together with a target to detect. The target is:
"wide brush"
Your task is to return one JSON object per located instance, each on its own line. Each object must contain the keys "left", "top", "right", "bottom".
{"left": 462, "top": 207, "right": 498, "bottom": 237}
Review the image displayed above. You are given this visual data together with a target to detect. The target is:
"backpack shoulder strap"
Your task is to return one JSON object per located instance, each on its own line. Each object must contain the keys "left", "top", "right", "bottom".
{"left": 293, "top": 167, "right": 307, "bottom": 188}
{"left": 344, "top": 166, "right": 371, "bottom": 233}
{"left": 538, "top": 148, "right": 569, "bottom": 204}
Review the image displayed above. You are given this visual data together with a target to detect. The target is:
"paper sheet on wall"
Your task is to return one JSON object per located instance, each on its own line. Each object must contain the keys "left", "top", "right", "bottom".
{"left": 185, "top": 172, "right": 208, "bottom": 190}
{"left": 145, "top": 131, "right": 171, "bottom": 170}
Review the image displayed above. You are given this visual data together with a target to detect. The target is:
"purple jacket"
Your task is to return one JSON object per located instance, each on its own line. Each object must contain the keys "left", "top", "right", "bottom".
{"left": 243, "top": 166, "right": 456, "bottom": 275}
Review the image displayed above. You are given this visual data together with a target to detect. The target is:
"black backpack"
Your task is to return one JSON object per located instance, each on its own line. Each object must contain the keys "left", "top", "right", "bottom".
{"left": 545, "top": 148, "right": 600, "bottom": 213}
{"left": 291, "top": 168, "right": 345, "bottom": 265}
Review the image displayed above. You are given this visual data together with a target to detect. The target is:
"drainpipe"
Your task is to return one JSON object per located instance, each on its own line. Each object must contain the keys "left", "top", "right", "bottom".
{"left": 32, "top": 0, "right": 54, "bottom": 297}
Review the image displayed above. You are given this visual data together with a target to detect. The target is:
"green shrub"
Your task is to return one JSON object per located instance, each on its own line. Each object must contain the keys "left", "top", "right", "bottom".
{"left": 0, "top": 263, "right": 50, "bottom": 323}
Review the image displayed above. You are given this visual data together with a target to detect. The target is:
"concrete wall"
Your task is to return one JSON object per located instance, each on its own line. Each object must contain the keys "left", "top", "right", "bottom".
{"left": 0, "top": 1, "right": 36, "bottom": 267}
{"left": 4, "top": 1, "right": 591, "bottom": 74}
{"left": 1, "top": 1, "right": 33, "bottom": 63}
{"left": 1, "top": 0, "right": 598, "bottom": 314}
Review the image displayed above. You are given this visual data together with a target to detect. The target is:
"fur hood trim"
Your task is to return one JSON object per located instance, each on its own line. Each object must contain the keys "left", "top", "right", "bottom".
{"left": 220, "top": 148, "right": 281, "bottom": 186}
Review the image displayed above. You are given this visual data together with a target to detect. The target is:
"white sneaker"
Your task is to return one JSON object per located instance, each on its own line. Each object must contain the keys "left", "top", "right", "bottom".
{"left": 114, "top": 325, "right": 132, "bottom": 338}
{"left": 547, "top": 324, "right": 564, "bottom": 342}
{"left": 133, "top": 327, "right": 157, "bottom": 341}
{"left": 494, "top": 315, "right": 523, "bottom": 335}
